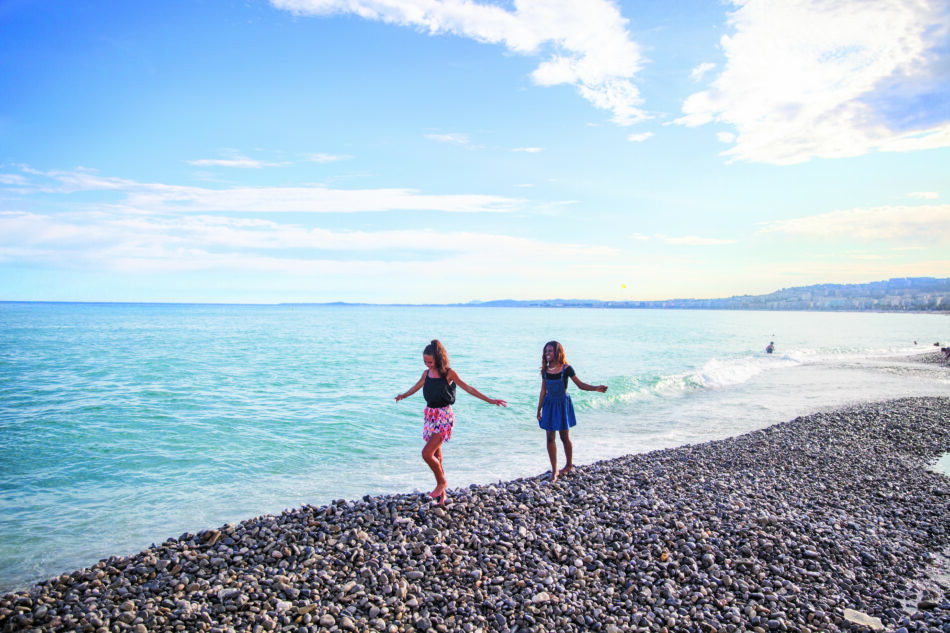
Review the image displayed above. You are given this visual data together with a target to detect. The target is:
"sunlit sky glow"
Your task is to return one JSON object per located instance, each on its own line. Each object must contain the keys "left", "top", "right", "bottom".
{"left": 1, "top": 0, "right": 949, "bottom": 303}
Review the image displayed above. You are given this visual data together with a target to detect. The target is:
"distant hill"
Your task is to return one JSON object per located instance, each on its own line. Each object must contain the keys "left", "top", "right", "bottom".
{"left": 461, "top": 277, "right": 950, "bottom": 312}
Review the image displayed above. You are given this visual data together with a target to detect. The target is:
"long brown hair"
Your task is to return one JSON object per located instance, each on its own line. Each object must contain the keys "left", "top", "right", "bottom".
{"left": 541, "top": 340, "right": 567, "bottom": 371}
{"left": 423, "top": 339, "right": 450, "bottom": 378}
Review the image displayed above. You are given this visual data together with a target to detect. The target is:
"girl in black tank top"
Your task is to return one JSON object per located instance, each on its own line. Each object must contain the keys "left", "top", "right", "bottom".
{"left": 395, "top": 339, "right": 508, "bottom": 505}
{"left": 422, "top": 373, "right": 456, "bottom": 408}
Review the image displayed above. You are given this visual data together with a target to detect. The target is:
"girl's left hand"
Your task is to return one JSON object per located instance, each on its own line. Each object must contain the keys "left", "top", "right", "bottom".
{"left": 491, "top": 399, "right": 508, "bottom": 407}
{"left": 596, "top": 385, "right": 608, "bottom": 393}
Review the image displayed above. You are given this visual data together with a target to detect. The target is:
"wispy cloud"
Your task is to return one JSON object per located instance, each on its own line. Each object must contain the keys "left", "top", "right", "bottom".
{"left": 760, "top": 204, "right": 950, "bottom": 243}
{"left": 0, "top": 210, "right": 619, "bottom": 278}
{"left": 633, "top": 233, "right": 736, "bottom": 245}
{"left": 12, "top": 213, "right": 601, "bottom": 254}
{"left": 909, "top": 191, "right": 939, "bottom": 200}
{"left": 690, "top": 62, "right": 715, "bottom": 82}
{"left": 676, "top": 0, "right": 950, "bottom": 164}
{"left": 661, "top": 234, "right": 736, "bottom": 246}
{"left": 0, "top": 174, "right": 28, "bottom": 185}
{"left": 271, "top": 0, "right": 648, "bottom": 126}
{"left": 307, "top": 153, "right": 351, "bottom": 163}
{"left": 425, "top": 133, "right": 471, "bottom": 146}
{"left": 627, "top": 132, "right": 653, "bottom": 143}
{"left": 0, "top": 166, "right": 622, "bottom": 290}
{"left": 511, "top": 147, "right": 543, "bottom": 153}
{"left": 4, "top": 168, "right": 520, "bottom": 214}
{"left": 188, "top": 153, "right": 288, "bottom": 168}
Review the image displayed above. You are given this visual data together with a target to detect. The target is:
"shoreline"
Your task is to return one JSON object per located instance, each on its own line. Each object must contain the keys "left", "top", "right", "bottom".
{"left": 3, "top": 396, "right": 950, "bottom": 632}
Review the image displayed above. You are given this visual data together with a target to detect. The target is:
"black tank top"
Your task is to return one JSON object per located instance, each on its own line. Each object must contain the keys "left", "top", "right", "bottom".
{"left": 423, "top": 374, "right": 456, "bottom": 408}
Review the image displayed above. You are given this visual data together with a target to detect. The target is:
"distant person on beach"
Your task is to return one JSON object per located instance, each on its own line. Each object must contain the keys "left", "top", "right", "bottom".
{"left": 766, "top": 341, "right": 775, "bottom": 354}
{"left": 395, "top": 339, "right": 506, "bottom": 505}
{"left": 537, "top": 340, "right": 608, "bottom": 482}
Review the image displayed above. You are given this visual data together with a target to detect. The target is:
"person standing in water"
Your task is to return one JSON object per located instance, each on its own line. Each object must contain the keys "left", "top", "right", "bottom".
{"left": 536, "top": 340, "right": 607, "bottom": 482}
{"left": 395, "top": 340, "right": 507, "bottom": 504}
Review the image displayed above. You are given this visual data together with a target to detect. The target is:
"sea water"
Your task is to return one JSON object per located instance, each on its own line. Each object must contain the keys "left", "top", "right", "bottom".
{"left": 0, "top": 302, "right": 948, "bottom": 591}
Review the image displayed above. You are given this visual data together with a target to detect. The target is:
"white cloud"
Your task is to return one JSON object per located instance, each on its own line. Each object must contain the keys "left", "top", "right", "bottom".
{"left": 627, "top": 132, "right": 653, "bottom": 142}
{"left": 676, "top": 0, "right": 950, "bottom": 164}
{"left": 690, "top": 62, "right": 715, "bottom": 81}
{"left": 5, "top": 168, "right": 520, "bottom": 214}
{"left": 760, "top": 204, "right": 950, "bottom": 243}
{"left": 307, "top": 153, "right": 351, "bottom": 163}
{"left": 909, "top": 191, "right": 939, "bottom": 199}
{"left": 662, "top": 235, "right": 736, "bottom": 246}
{"left": 634, "top": 233, "right": 736, "bottom": 245}
{"left": 425, "top": 132, "right": 471, "bottom": 146}
{"left": 512, "top": 147, "right": 543, "bottom": 153}
{"left": 271, "top": 0, "right": 647, "bottom": 126}
{"left": 0, "top": 174, "right": 27, "bottom": 185}
{"left": 188, "top": 153, "right": 288, "bottom": 168}
{"left": 19, "top": 166, "right": 138, "bottom": 193}
{"left": 127, "top": 186, "right": 518, "bottom": 214}
{"left": 0, "top": 209, "right": 619, "bottom": 277}
{"left": 717, "top": 131, "right": 736, "bottom": 144}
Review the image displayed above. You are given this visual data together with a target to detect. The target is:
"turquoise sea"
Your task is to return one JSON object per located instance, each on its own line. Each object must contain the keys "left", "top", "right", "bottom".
{"left": 1, "top": 302, "right": 948, "bottom": 592}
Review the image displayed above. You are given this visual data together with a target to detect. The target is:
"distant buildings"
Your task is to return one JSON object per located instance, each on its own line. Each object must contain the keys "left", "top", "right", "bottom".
{"left": 666, "top": 277, "right": 950, "bottom": 312}
{"left": 471, "top": 277, "right": 950, "bottom": 312}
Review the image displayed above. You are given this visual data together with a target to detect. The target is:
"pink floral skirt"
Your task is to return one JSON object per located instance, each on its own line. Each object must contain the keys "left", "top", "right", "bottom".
{"left": 423, "top": 406, "right": 455, "bottom": 443}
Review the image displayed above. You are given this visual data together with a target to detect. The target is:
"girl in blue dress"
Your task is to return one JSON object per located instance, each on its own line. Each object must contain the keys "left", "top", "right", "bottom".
{"left": 396, "top": 340, "right": 507, "bottom": 504}
{"left": 537, "top": 340, "right": 607, "bottom": 482}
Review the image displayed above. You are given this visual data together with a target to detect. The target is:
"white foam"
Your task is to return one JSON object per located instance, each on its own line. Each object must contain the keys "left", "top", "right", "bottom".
{"left": 931, "top": 453, "right": 950, "bottom": 477}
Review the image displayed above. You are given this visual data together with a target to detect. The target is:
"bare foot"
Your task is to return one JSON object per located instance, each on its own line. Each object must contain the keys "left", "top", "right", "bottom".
{"left": 548, "top": 471, "right": 558, "bottom": 483}
{"left": 558, "top": 465, "right": 573, "bottom": 477}
{"left": 429, "top": 484, "right": 447, "bottom": 498}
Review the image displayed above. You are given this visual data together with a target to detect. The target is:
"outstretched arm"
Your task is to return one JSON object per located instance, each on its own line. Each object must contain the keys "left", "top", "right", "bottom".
{"left": 395, "top": 371, "right": 427, "bottom": 401}
{"left": 570, "top": 374, "right": 608, "bottom": 393}
{"left": 447, "top": 369, "right": 507, "bottom": 407}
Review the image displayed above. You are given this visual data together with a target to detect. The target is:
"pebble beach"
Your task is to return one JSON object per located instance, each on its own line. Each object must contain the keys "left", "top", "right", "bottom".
{"left": 2, "top": 357, "right": 949, "bottom": 632}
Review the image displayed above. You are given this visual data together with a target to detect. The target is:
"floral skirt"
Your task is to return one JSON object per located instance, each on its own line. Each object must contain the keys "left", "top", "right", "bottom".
{"left": 423, "top": 406, "right": 455, "bottom": 443}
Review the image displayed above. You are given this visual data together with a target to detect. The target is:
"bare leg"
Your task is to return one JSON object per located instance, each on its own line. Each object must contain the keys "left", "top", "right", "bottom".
{"left": 545, "top": 430, "right": 558, "bottom": 481}
{"left": 422, "top": 434, "right": 447, "bottom": 497}
{"left": 558, "top": 429, "right": 573, "bottom": 476}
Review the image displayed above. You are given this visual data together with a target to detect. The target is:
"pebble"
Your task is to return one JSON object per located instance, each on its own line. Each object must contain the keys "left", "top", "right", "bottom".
{"left": 2, "top": 396, "right": 950, "bottom": 633}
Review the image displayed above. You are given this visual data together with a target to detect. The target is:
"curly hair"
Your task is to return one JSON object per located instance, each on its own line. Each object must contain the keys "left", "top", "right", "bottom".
{"left": 541, "top": 340, "right": 567, "bottom": 371}
{"left": 423, "top": 339, "right": 450, "bottom": 378}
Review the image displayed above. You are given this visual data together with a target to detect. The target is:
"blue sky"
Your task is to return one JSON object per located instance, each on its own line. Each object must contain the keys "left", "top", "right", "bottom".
{"left": 1, "top": 0, "right": 948, "bottom": 303}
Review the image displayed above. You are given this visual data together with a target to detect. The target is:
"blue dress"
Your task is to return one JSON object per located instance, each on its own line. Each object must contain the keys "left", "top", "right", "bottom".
{"left": 539, "top": 366, "right": 577, "bottom": 431}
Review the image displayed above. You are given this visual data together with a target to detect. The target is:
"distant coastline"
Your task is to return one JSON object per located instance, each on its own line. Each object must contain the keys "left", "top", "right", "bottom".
{"left": 311, "top": 276, "right": 950, "bottom": 313}
{"left": 3, "top": 277, "right": 949, "bottom": 312}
